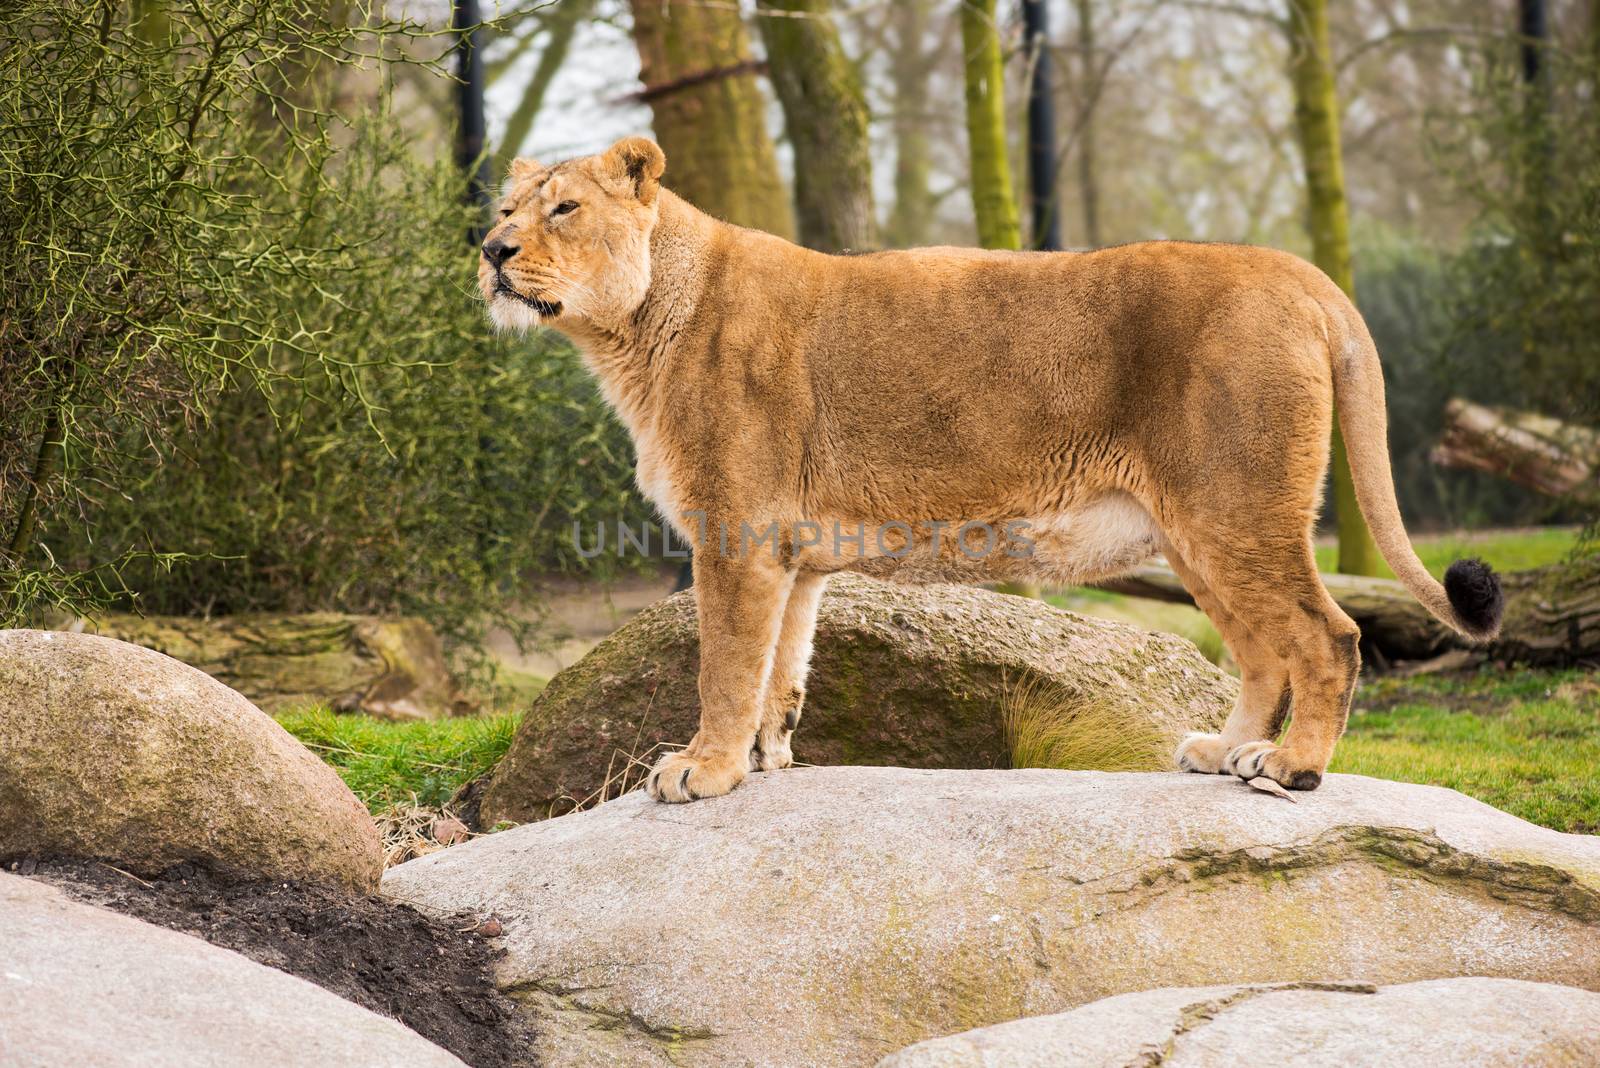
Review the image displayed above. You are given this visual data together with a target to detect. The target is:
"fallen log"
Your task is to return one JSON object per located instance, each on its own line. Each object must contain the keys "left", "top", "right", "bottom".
{"left": 55, "top": 612, "right": 473, "bottom": 719}
{"left": 1097, "top": 552, "right": 1599, "bottom": 669}
{"left": 1431, "top": 399, "right": 1599, "bottom": 505}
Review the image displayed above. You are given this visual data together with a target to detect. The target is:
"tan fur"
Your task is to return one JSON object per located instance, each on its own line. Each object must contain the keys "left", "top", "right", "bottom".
{"left": 480, "top": 137, "right": 1493, "bottom": 800}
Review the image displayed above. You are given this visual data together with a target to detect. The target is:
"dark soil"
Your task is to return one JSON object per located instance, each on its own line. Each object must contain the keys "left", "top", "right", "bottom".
{"left": 9, "top": 856, "right": 537, "bottom": 1068}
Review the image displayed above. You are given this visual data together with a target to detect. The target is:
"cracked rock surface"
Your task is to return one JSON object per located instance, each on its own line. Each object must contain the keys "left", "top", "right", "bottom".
{"left": 877, "top": 978, "right": 1600, "bottom": 1066}
{"left": 382, "top": 766, "right": 1600, "bottom": 1068}
{"left": 0, "top": 872, "right": 465, "bottom": 1068}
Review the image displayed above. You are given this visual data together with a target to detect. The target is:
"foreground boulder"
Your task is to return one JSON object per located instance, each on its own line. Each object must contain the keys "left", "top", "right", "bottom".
{"left": 0, "top": 872, "right": 463, "bottom": 1067}
{"left": 478, "top": 575, "right": 1235, "bottom": 824}
{"left": 0, "top": 630, "right": 383, "bottom": 890}
{"left": 384, "top": 767, "right": 1600, "bottom": 1068}
{"left": 878, "top": 978, "right": 1600, "bottom": 1067}
{"left": 60, "top": 611, "right": 469, "bottom": 719}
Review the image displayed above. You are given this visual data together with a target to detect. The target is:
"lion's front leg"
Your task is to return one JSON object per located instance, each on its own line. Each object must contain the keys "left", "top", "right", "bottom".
{"left": 750, "top": 571, "right": 827, "bottom": 772}
{"left": 647, "top": 551, "right": 793, "bottom": 803}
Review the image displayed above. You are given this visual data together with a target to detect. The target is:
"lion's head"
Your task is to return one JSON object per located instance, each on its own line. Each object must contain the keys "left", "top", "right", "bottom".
{"left": 479, "top": 136, "right": 666, "bottom": 333}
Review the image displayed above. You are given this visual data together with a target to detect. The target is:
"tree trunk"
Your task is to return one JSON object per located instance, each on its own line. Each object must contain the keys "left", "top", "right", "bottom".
{"left": 630, "top": 0, "right": 793, "bottom": 238}
{"left": 1098, "top": 555, "right": 1600, "bottom": 669}
{"left": 1430, "top": 399, "right": 1600, "bottom": 506}
{"left": 1021, "top": 0, "right": 1061, "bottom": 250}
{"left": 887, "top": 0, "right": 935, "bottom": 248}
{"left": 454, "top": 0, "right": 492, "bottom": 243}
{"left": 63, "top": 612, "right": 472, "bottom": 720}
{"left": 1071, "top": 0, "right": 1101, "bottom": 248}
{"left": 1284, "top": 0, "right": 1379, "bottom": 577}
{"left": 757, "top": 0, "right": 875, "bottom": 252}
{"left": 497, "top": 0, "right": 593, "bottom": 165}
{"left": 960, "top": 0, "right": 1021, "bottom": 251}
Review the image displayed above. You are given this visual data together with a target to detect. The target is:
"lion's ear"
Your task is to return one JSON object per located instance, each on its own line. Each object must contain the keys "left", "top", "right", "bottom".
{"left": 508, "top": 157, "right": 544, "bottom": 182}
{"left": 602, "top": 137, "right": 665, "bottom": 205}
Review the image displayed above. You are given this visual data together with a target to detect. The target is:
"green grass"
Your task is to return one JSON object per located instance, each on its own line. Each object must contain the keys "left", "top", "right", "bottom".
{"left": 1313, "top": 526, "right": 1580, "bottom": 579}
{"left": 1335, "top": 669, "right": 1600, "bottom": 834}
{"left": 275, "top": 706, "right": 520, "bottom": 814}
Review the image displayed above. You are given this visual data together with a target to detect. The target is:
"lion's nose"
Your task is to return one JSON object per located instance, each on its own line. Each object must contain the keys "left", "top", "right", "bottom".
{"left": 482, "top": 236, "right": 518, "bottom": 268}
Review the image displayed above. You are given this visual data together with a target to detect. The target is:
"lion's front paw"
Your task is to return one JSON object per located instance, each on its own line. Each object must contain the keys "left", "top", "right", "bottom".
{"left": 1175, "top": 732, "right": 1231, "bottom": 774}
{"left": 1223, "top": 741, "right": 1324, "bottom": 791}
{"left": 749, "top": 724, "right": 793, "bottom": 772}
{"left": 646, "top": 749, "right": 747, "bottom": 803}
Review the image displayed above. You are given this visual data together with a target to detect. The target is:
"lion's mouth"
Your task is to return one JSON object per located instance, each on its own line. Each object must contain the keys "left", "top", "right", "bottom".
{"left": 495, "top": 278, "right": 562, "bottom": 318}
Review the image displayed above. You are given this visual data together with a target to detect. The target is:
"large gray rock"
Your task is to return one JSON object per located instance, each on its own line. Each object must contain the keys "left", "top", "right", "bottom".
{"left": 478, "top": 574, "right": 1235, "bottom": 825}
{"left": 877, "top": 978, "right": 1600, "bottom": 1067}
{"left": 0, "top": 872, "right": 463, "bottom": 1068}
{"left": 383, "top": 766, "right": 1600, "bottom": 1068}
{"left": 0, "top": 630, "right": 383, "bottom": 891}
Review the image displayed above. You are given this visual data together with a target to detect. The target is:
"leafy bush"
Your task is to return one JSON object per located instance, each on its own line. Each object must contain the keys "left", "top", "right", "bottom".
{"left": 0, "top": 1, "right": 655, "bottom": 650}
{"left": 70, "top": 124, "right": 653, "bottom": 651}
{"left": 1352, "top": 233, "right": 1558, "bottom": 530}
{"left": 1428, "top": 45, "right": 1600, "bottom": 430}
{"left": 2, "top": 0, "right": 406, "bottom": 618}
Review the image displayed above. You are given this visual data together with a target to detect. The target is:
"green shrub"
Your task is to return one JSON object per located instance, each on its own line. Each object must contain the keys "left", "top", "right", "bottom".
{"left": 0, "top": 2, "right": 655, "bottom": 653}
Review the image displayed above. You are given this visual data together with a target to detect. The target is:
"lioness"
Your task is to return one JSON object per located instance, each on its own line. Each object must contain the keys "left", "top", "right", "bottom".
{"left": 480, "top": 136, "right": 1503, "bottom": 802}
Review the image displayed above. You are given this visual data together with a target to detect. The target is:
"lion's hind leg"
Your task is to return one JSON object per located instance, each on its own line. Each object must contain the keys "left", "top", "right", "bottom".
{"left": 1167, "top": 546, "right": 1293, "bottom": 775}
{"left": 1169, "top": 532, "right": 1359, "bottom": 791}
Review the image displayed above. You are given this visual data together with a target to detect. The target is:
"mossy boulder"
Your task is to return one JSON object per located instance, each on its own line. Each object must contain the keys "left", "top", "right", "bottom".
{"left": 384, "top": 767, "right": 1600, "bottom": 1068}
{"left": 0, "top": 630, "right": 383, "bottom": 891}
{"left": 62, "top": 611, "right": 468, "bottom": 720}
{"left": 478, "top": 574, "right": 1236, "bottom": 825}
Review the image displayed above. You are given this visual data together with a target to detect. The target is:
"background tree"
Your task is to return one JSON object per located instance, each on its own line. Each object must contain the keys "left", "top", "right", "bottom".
{"left": 1069, "top": 0, "right": 1102, "bottom": 248}
{"left": 629, "top": 0, "right": 792, "bottom": 236}
{"left": 757, "top": 0, "right": 876, "bottom": 251}
{"left": 886, "top": 0, "right": 938, "bottom": 248}
{"left": 1285, "top": 0, "right": 1381, "bottom": 575}
{"left": 1022, "top": 0, "right": 1062, "bottom": 250}
{"left": 494, "top": 0, "right": 595, "bottom": 165}
{"left": 960, "top": 0, "right": 1022, "bottom": 250}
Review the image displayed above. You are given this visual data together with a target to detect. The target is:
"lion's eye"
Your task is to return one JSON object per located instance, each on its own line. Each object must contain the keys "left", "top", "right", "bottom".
{"left": 552, "top": 200, "right": 579, "bottom": 216}
{"left": 498, "top": 207, "right": 512, "bottom": 218}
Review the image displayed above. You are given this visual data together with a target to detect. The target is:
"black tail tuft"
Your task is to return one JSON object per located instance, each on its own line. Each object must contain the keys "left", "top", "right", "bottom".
{"left": 1444, "top": 557, "right": 1504, "bottom": 640}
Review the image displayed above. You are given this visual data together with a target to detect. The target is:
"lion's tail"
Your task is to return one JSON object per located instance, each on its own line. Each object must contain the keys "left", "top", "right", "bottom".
{"left": 1325, "top": 301, "right": 1504, "bottom": 642}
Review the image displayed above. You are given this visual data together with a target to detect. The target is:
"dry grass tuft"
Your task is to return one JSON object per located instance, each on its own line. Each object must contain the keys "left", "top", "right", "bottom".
{"left": 372, "top": 799, "right": 477, "bottom": 868}
{"left": 1002, "top": 674, "right": 1180, "bottom": 772}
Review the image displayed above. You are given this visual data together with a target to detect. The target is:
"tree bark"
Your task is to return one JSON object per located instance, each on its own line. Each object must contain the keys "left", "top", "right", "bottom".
{"left": 497, "top": 0, "right": 593, "bottom": 165}
{"left": 1021, "top": 0, "right": 1061, "bottom": 250}
{"left": 1098, "top": 555, "right": 1600, "bottom": 669}
{"left": 1071, "top": 0, "right": 1101, "bottom": 248}
{"left": 1430, "top": 399, "right": 1600, "bottom": 506}
{"left": 757, "top": 0, "right": 875, "bottom": 252}
{"left": 887, "top": 0, "right": 935, "bottom": 248}
{"left": 630, "top": 0, "right": 793, "bottom": 238}
{"left": 960, "top": 0, "right": 1021, "bottom": 251}
{"left": 1284, "top": 0, "right": 1380, "bottom": 576}
{"left": 454, "top": 0, "right": 493, "bottom": 243}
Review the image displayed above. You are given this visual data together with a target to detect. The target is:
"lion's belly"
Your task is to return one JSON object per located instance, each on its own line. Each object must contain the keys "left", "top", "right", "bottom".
{"left": 800, "top": 492, "right": 1164, "bottom": 586}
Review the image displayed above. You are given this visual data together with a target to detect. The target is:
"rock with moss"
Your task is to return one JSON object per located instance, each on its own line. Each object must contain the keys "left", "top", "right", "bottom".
{"left": 60, "top": 611, "right": 469, "bottom": 720}
{"left": 383, "top": 767, "right": 1600, "bottom": 1068}
{"left": 477, "top": 575, "right": 1236, "bottom": 825}
{"left": 877, "top": 978, "right": 1600, "bottom": 1067}
{"left": 0, "top": 630, "right": 383, "bottom": 891}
